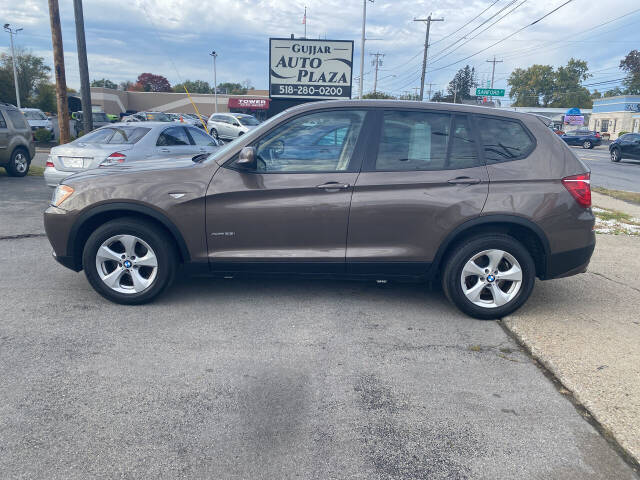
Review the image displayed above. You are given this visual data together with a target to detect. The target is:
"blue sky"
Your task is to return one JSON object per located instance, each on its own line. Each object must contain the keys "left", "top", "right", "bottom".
{"left": 1, "top": 0, "right": 639, "bottom": 104}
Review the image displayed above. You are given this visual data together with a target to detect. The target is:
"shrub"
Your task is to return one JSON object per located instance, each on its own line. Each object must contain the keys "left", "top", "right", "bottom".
{"left": 617, "top": 131, "right": 629, "bottom": 137}
{"left": 34, "top": 128, "right": 52, "bottom": 142}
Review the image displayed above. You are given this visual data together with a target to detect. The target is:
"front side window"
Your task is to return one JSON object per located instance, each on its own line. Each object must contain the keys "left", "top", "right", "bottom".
{"left": 244, "top": 110, "right": 366, "bottom": 173}
{"left": 375, "top": 111, "right": 450, "bottom": 171}
{"left": 188, "top": 127, "right": 218, "bottom": 146}
{"left": 476, "top": 117, "right": 534, "bottom": 163}
{"left": 157, "top": 126, "right": 190, "bottom": 146}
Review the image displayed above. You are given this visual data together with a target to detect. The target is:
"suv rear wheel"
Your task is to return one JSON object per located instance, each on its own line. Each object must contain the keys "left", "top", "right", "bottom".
{"left": 582, "top": 140, "right": 592, "bottom": 149}
{"left": 6, "top": 148, "right": 30, "bottom": 177}
{"left": 442, "top": 234, "right": 536, "bottom": 320}
{"left": 82, "top": 218, "right": 177, "bottom": 305}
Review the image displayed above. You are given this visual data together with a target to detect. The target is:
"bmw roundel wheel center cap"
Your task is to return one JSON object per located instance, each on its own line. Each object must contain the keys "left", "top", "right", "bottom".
{"left": 123, "top": 260, "right": 132, "bottom": 269}
{"left": 487, "top": 274, "right": 495, "bottom": 283}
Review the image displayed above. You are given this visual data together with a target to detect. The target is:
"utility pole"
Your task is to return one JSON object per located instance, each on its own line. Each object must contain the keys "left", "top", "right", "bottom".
{"left": 370, "top": 52, "right": 384, "bottom": 94}
{"left": 486, "top": 56, "right": 503, "bottom": 88}
{"left": 210, "top": 51, "right": 218, "bottom": 113}
{"left": 48, "top": 0, "right": 70, "bottom": 144}
{"left": 73, "top": 0, "right": 92, "bottom": 133}
{"left": 303, "top": 6, "right": 307, "bottom": 38}
{"left": 413, "top": 14, "right": 444, "bottom": 101}
{"left": 359, "top": 0, "right": 374, "bottom": 99}
{"left": 3, "top": 24, "right": 23, "bottom": 108}
{"left": 412, "top": 87, "right": 420, "bottom": 100}
{"left": 426, "top": 82, "right": 434, "bottom": 101}
{"left": 453, "top": 79, "right": 457, "bottom": 104}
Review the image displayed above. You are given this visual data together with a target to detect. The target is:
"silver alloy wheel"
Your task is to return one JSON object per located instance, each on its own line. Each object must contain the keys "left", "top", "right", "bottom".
{"left": 460, "top": 249, "right": 523, "bottom": 309}
{"left": 14, "top": 152, "right": 28, "bottom": 173}
{"left": 95, "top": 234, "right": 158, "bottom": 294}
{"left": 583, "top": 141, "right": 591, "bottom": 149}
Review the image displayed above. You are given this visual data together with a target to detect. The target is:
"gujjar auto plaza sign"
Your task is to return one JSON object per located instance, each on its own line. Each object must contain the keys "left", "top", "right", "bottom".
{"left": 269, "top": 38, "right": 354, "bottom": 99}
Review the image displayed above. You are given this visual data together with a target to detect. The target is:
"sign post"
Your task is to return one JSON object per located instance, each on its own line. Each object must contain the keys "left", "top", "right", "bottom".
{"left": 269, "top": 38, "right": 354, "bottom": 100}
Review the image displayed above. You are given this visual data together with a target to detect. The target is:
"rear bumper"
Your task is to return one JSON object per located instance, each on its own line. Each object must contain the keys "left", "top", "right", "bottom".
{"left": 544, "top": 239, "right": 595, "bottom": 279}
{"left": 44, "top": 166, "right": 71, "bottom": 187}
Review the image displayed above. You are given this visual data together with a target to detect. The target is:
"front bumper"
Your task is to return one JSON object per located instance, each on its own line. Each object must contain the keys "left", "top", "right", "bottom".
{"left": 44, "top": 205, "right": 81, "bottom": 271}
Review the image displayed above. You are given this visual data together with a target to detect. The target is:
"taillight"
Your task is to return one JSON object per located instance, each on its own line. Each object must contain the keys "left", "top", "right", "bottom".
{"left": 46, "top": 155, "right": 54, "bottom": 168}
{"left": 562, "top": 173, "right": 591, "bottom": 208}
{"left": 100, "top": 152, "right": 127, "bottom": 167}
{"left": 595, "top": 132, "right": 601, "bottom": 138}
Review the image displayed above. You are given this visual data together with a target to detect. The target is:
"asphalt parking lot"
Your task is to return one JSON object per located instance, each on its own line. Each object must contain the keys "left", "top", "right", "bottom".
{"left": 0, "top": 176, "right": 637, "bottom": 479}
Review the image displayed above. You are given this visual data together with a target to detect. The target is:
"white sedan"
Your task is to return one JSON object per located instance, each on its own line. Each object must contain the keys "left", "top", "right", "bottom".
{"left": 44, "top": 122, "right": 220, "bottom": 187}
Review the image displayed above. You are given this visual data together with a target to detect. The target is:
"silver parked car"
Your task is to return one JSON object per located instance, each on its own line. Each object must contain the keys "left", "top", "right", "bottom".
{"left": 206, "top": 113, "right": 260, "bottom": 140}
{"left": 44, "top": 122, "right": 220, "bottom": 187}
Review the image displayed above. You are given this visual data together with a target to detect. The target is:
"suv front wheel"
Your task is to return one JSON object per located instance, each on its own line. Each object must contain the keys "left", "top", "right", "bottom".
{"left": 82, "top": 218, "right": 177, "bottom": 305}
{"left": 6, "top": 148, "right": 30, "bottom": 177}
{"left": 442, "top": 234, "right": 536, "bottom": 320}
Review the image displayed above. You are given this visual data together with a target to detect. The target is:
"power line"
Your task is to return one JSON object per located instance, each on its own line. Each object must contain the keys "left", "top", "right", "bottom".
{"left": 428, "top": 0, "right": 501, "bottom": 48}
{"left": 427, "top": 0, "right": 577, "bottom": 74}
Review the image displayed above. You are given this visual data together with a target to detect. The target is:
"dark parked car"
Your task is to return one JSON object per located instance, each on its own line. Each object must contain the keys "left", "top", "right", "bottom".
{"left": 44, "top": 100, "right": 595, "bottom": 319}
{"left": 609, "top": 133, "right": 640, "bottom": 162}
{"left": 560, "top": 129, "right": 601, "bottom": 149}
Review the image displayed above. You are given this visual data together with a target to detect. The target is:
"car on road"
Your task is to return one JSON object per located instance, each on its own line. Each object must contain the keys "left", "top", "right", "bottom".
{"left": 0, "top": 102, "right": 36, "bottom": 176}
{"left": 122, "top": 111, "right": 172, "bottom": 123}
{"left": 71, "top": 111, "right": 112, "bottom": 136}
{"left": 20, "top": 107, "right": 54, "bottom": 136}
{"left": 44, "top": 100, "right": 595, "bottom": 319}
{"left": 609, "top": 132, "right": 640, "bottom": 163}
{"left": 560, "top": 129, "right": 602, "bottom": 149}
{"left": 44, "top": 122, "right": 220, "bottom": 187}
{"left": 206, "top": 113, "right": 260, "bottom": 140}
{"left": 166, "top": 112, "right": 205, "bottom": 129}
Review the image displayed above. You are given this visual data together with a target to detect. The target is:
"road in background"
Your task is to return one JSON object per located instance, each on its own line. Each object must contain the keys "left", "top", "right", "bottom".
{"left": 574, "top": 146, "right": 640, "bottom": 192}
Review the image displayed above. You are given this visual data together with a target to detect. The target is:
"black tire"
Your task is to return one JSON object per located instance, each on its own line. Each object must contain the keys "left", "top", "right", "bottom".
{"left": 5, "top": 147, "right": 30, "bottom": 177}
{"left": 610, "top": 147, "right": 621, "bottom": 162}
{"left": 209, "top": 128, "right": 219, "bottom": 139}
{"left": 441, "top": 234, "right": 536, "bottom": 320}
{"left": 82, "top": 217, "right": 177, "bottom": 305}
{"left": 582, "top": 140, "right": 592, "bottom": 149}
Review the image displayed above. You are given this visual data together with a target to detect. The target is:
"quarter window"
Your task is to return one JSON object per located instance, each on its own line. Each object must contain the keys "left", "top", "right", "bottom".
{"left": 157, "top": 126, "right": 190, "bottom": 146}
{"left": 375, "top": 111, "right": 450, "bottom": 171}
{"left": 188, "top": 127, "right": 218, "bottom": 146}
{"left": 476, "top": 117, "right": 534, "bottom": 163}
{"left": 247, "top": 110, "right": 366, "bottom": 172}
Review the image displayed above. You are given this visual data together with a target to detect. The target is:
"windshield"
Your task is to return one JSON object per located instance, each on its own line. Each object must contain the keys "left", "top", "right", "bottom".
{"left": 237, "top": 115, "right": 260, "bottom": 126}
{"left": 144, "top": 112, "right": 171, "bottom": 122}
{"left": 75, "top": 126, "right": 151, "bottom": 144}
{"left": 92, "top": 113, "right": 109, "bottom": 122}
{"left": 23, "top": 110, "right": 47, "bottom": 120}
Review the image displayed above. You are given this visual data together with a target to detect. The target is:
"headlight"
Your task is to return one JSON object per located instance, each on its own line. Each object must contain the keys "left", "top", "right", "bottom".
{"left": 51, "top": 185, "right": 74, "bottom": 207}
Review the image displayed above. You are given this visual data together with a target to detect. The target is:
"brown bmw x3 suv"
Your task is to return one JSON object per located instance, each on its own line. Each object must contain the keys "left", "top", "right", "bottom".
{"left": 44, "top": 100, "right": 595, "bottom": 319}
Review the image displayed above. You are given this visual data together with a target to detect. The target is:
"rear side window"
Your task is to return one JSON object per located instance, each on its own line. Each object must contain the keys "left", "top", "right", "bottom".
{"left": 157, "top": 126, "right": 190, "bottom": 146}
{"left": 0, "top": 112, "right": 6, "bottom": 128}
{"left": 376, "top": 111, "right": 450, "bottom": 171}
{"left": 476, "top": 117, "right": 534, "bottom": 163}
{"left": 5, "top": 110, "right": 28, "bottom": 129}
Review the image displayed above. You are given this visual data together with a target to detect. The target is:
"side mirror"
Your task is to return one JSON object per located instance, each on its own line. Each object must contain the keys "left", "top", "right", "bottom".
{"left": 236, "top": 146, "right": 256, "bottom": 169}
{"left": 233, "top": 122, "right": 240, "bottom": 127}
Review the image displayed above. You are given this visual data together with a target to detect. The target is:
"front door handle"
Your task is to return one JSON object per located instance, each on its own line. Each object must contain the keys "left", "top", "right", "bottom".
{"left": 316, "top": 182, "right": 350, "bottom": 190}
{"left": 160, "top": 148, "right": 170, "bottom": 153}
{"left": 447, "top": 177, "right": 481, "bottom": 185}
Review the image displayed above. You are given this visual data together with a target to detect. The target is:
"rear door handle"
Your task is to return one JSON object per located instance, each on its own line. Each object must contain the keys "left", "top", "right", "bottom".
{"left": 316, "top": 182, "right": 350, "bottom": 190}
{"left": 447, "top": 177, "right": 481, "bottom": 185}
{"left": 160, "top": 148, "right": 170, "bottom": 153}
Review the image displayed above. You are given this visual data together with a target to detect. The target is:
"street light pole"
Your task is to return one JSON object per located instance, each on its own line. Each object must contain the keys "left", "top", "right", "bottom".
{"left": 359, "top": 0, "right": 373, "bottom": 100}
{"left": 3, "top": 24, "right": 23, "bottom": 108}
{"left": 210, "top": 51, "right": 218, "bottom": 113}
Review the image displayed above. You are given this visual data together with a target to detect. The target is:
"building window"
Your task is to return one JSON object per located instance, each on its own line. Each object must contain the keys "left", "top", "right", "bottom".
{"left": 601, "top": 120, "right": 609, "bottom": 132}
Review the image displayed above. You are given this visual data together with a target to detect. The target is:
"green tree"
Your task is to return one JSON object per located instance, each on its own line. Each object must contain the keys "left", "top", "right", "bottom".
{"left": 447, "top": 65, "right": 477, "bottom": 103}
{"left": 430, "top": 91, "right": 448, "bottom": 102}
{"left": 604, "top": 87, "right": 624, "bottom": 97}
{"left": 590, "top": 90, "right": 602, "bottom": 99}
{"left": 620, "top": 50, "right": 640, "bottom": 94}
{"left": 362, "top": 91, "right": 395, "bottom": 99}
{"left": 0, "top": 49, "right": 51, "bottom": 106}
{"left": 216, "top": 82, "right": 247, "bottom": 95}
{"left": 91, "top": 78, "right": 118, "bottom": 89}
{"left": 173, "top": 80, "right": 211, "bottom": 94}
{"left": 550, "top": 58, "right": 592, "bottom": 108}
{"left": 30, "top": 82, "right": 56, "bottom": 112}
{"left": 507, "top": 64, "right": 555, "bottom": 107}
